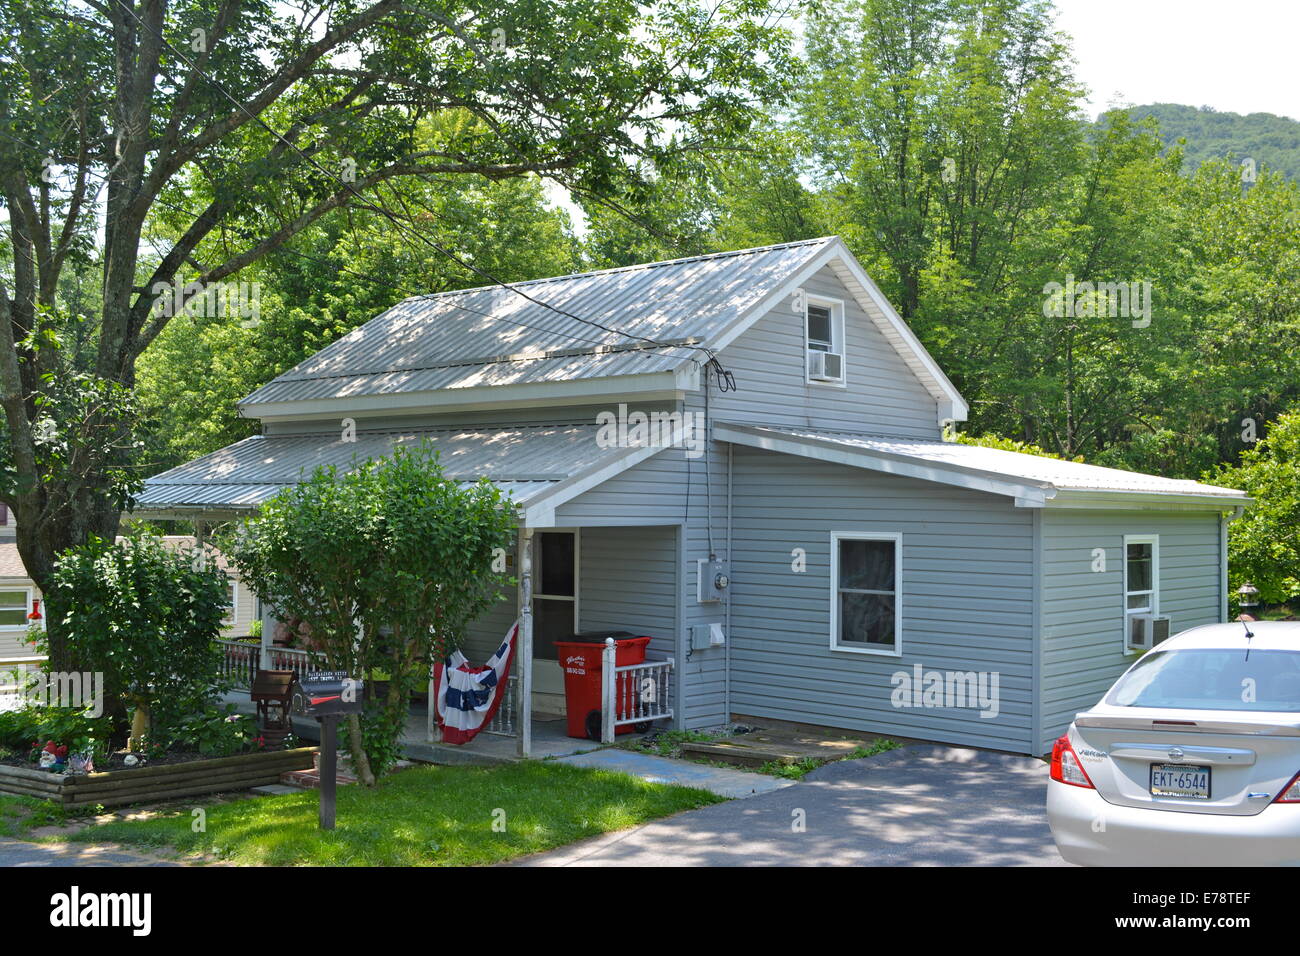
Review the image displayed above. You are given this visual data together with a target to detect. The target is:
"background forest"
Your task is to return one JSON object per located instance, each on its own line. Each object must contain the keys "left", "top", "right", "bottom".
{"left": 5, "top": 0, "right": 1299, "bottom": 608}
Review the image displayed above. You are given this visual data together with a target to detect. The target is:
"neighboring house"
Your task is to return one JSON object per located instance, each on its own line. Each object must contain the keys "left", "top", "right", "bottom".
{"left": 0, "top": 522, "right": 256, "bottom": 665}
{"left": 156, "top": 536, "right": 260, "bottom": 640}
{"left": 0, "top": 506, "right": 40, "bottom": 664}
{"left": 135, "top": 237, "right": 1249, "bottom": 755}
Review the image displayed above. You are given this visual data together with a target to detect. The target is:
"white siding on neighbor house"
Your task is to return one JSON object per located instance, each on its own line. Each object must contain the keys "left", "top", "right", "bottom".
{"left": 728, "top": 445, "right": 1037, "bottom": 753}
{"left": 0, "top": 578, "right": 38, "bottom": 661}
{"left": 708, "top": 263, "right": 942, "bottom": 438}
{"left": 1038, "top": 509, "right": 1225, "bottom": 752}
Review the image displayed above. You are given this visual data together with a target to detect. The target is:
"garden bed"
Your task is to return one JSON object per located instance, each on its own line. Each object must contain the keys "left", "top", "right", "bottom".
{"left": 0, "top": 747, "right": 315, "bottom": 808}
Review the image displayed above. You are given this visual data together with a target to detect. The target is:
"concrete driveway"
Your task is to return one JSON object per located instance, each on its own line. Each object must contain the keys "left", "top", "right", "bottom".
{"left": 521, "top": 745, "right": 1068, "bottom": 866}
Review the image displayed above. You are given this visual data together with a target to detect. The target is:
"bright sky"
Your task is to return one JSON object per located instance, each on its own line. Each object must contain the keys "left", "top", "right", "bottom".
{"left": 1053, "top": 0, "right": 1300, "bottom": 121}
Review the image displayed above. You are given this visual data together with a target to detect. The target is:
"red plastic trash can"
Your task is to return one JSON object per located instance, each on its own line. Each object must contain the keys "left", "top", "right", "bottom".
{"left": 554, "top": 631, "right": 652, "bottom": 740}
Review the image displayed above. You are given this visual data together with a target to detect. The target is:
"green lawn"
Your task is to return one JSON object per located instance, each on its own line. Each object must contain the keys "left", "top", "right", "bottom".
{"left": 34, "top": 761, "right": 722, "bottom": 866}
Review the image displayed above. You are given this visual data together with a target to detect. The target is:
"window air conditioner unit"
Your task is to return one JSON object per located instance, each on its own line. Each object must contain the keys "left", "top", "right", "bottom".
{"left": 808, "top": 350, "right": 843, "bottom": 382}
{"left": 1128, "top": 614, "right": 1171, "bottom": 651}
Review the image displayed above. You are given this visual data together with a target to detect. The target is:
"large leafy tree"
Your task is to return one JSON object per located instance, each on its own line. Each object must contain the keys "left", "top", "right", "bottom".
{"left": 0, "top": 0, "right": 797, "bottom": 669}
{"left": 228, "top": 445, "right": 516, "bottom": 784}
{"left": 43, "top": 534, "right": 230, "bottom": 746}
{"left": 136, "top": 172, "right": 580, "bottom": 471}
{"left": 1211, "top": 409, "right": 1300, "bottom": 607}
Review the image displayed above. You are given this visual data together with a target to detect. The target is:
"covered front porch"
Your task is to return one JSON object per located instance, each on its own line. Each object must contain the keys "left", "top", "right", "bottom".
{"left": 215, "top": 523, "right": 679, "bottom": 762}
{"left": 137, "top": 420, "right": 693, "bottom": 761}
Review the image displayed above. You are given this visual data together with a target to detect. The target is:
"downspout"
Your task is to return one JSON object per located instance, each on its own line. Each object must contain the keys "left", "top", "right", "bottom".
{"left": 725, "top": 442, "right": 733, "bottom": 722}
{"left": 517, "top": 526, "right": 534, "bottom": 758}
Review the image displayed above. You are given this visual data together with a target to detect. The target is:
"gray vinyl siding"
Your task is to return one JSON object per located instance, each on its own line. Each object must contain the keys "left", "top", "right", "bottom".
{"left": 553, "top": 441, "right": 728, "bottom": 729}
{"left": 728, "top": 446, "right": 1036, "bottom": 752}
{"left": 1037, "top": 509, "right": 1225, "bottom": 752}
{"left": 460, "top": 525, "right": 677, "bottom": 686}
{"left": 709, "top": 263, "right": 941, "bottom": 438}
{"left": 575, "top": 526, "right": 678, "bottom": 668}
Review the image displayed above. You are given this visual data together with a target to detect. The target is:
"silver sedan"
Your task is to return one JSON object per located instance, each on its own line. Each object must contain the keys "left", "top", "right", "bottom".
{"left": 1048, "top": 621, "right": 1300, "bottom": 866}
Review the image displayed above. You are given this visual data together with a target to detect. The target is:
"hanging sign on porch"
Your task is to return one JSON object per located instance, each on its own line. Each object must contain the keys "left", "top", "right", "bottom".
{"left": 433, "top": 622, "right": 517, "bottom": 745}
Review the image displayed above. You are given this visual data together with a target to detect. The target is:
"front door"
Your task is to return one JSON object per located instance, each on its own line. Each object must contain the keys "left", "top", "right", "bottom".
{"left": 532, "top": 530, "right": 577, "bottom": 699}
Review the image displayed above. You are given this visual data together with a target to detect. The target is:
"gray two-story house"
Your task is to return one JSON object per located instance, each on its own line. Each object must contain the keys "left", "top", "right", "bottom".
{"left": 137, "top": 237, "right": 1249, "bottom": 756}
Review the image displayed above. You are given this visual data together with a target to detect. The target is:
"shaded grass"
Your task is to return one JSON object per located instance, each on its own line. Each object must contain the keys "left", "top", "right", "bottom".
{"left": 0, "top": 794, "right": 98, "bottom": 837}
{"left": 52, "top": 761, "right": 722, "bottom": 866}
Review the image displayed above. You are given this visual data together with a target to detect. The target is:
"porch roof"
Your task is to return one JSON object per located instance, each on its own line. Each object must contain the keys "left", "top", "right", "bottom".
{"left": 715, "top": 423, "right": 1252, "bottom": 511}
{"left": 135, "top": 422, "right": 655, "bottom": 521}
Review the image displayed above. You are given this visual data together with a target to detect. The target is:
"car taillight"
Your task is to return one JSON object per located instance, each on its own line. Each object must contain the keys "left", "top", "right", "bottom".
{"left": 1050, "top": 733, "right": 1095, "bottom": 789}
{"left": 1275, "top": 771, "right": 1300, "bottom": 803}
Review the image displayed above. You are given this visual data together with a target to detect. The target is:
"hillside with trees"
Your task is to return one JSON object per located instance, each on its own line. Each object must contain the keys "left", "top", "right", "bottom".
{"left": 1128, "top": 103, "right": 1300, "bottom": 180}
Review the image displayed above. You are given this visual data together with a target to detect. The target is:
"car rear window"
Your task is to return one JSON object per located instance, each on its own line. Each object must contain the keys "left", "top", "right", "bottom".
{"left": 1107, "top": 648, "right": 1300, "bottom": 712}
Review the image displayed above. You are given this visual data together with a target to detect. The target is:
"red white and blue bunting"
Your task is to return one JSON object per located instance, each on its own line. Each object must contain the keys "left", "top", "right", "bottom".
{"left": 433, "top": 621, "right": 517, "bottom": 745}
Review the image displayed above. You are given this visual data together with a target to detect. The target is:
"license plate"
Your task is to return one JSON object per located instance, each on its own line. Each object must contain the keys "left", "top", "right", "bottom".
{"left": 1150, "top": 763, "right": 1210, "bottom": 799}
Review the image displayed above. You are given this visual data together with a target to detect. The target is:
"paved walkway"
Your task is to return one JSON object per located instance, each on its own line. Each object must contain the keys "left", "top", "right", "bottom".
{"left": 521, "top": 745, "right": 1067, "bottom": 867}
{"left": 0, "top": 837, "right": 179, "bottom": 867}
{"left": 555, "top": 749, "right": 796, "bottom": 799}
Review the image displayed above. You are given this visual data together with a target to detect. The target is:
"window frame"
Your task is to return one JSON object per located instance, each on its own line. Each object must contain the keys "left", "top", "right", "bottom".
{"left": 803, "top": 293, "right": 847, "bottom": 387}
{"left": 0, "top": 586, "right": 32, "bottom": 631}
{"left": 532, "top": 528, "right": 581, "bottom": 656}
{"left": 1122, "top": 534, "right": 1160, "bottom": 653}
{"left": 829, "top": 531, "right": 902, "bottom": 656}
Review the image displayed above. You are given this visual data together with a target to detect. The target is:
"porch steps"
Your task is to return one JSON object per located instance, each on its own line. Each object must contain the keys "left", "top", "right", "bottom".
{"left": 277, "top": 749, "right": 358, "bottom": 789}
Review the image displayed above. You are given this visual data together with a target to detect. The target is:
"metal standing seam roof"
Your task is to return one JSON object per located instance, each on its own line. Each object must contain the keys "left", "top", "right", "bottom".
{"left": 716, "top": 424, "right": 1251, "bottom": 503}
{"left": 136, "top": 423, "right": 620, "bottom": 512}
{"left": 239, "top": 238, "right": 837, "bottom": 408}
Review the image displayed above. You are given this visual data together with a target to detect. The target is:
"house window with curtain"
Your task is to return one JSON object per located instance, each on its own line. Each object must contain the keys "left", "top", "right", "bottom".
{"left": 533, "top": 531, "right": 578, "bottom": 662}
{"left": 830, "top": 533, "right": 901, "bottom": 655}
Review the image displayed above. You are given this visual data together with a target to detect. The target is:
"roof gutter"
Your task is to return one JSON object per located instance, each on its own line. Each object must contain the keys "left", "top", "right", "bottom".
{"left": 713, "top": 422, "right": 1053, "bottom": 505}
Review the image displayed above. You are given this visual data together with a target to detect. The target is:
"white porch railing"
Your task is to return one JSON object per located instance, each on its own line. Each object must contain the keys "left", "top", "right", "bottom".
{"left": 0, "top": 658, "right": 42, "bottom": 713}
{"left": 484, "top": 675, "right": 519, "bottom": 736}
{"left": 426, "top": 673, "right": 519, "bottom": 741}
{"left": 601, "top": 638, "right": 674, "bottom": 744}
{"left": 218, "top": 639, "right": 325, "bottom": 689}
{"left": 265, "top": 645, "right": 326, "bottom": 679}
{"left": 217, "top": 639, "right": 259, "bottom": 688}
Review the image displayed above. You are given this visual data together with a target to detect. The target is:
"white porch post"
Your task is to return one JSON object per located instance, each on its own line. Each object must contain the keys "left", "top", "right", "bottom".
{"left": 258, "top": 602, "right": 275, "bottom": 671}
{"left": 517, "top": 528, "right": 534, "bottom": 758}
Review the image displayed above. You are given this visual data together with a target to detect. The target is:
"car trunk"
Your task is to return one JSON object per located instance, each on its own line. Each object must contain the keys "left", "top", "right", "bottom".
{"left": 1072, "top": 712, "right": 1300, "bottom": 816}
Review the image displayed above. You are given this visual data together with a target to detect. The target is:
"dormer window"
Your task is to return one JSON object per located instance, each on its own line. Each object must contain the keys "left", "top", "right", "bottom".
{"left": 805, "top": 296, "right": 845, "bottom": 384}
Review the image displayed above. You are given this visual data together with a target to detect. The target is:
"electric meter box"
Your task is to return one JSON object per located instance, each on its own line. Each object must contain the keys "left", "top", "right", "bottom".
{"left": 696, "top": 558, "right": 730, "bottom": 603}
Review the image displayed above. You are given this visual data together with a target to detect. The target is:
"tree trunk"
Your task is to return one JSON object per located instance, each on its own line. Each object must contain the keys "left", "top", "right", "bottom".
{"left": 129, "top": 698, "right": 149, "bottom": 752}
{"left": 345, "top": 714, "right": 376, "bottom": 787}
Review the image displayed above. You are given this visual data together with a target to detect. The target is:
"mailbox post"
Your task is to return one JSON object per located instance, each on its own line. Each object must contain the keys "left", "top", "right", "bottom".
{"left": 291, "top": 671, "right": 364, "bottom": 831}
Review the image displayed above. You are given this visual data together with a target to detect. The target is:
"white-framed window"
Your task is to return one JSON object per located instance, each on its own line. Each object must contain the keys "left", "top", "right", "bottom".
{"left": 533, "top": 529, "right": 579, "bottom": 662}
{"left": 830, "top": 532, "right": 901, "bottom": 655}
{"left": 0, "top": 588, "right": 31, "bottom": 629}
{"left": 1123, "top": 535, "right": 1159, "bottom": 650}
{"left": 804, "top": 294, "right": 846, "bottom": 385}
